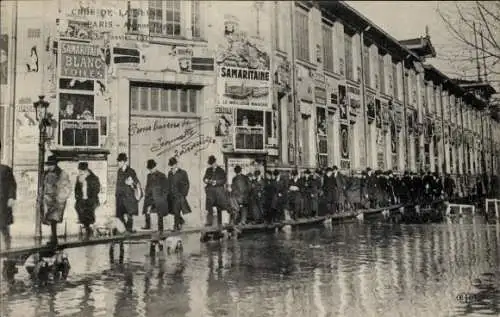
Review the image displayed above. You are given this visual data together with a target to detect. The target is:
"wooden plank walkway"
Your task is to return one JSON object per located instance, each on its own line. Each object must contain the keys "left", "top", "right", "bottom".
{"left": 1, "top": 204, "right": 405, "bottom": 259}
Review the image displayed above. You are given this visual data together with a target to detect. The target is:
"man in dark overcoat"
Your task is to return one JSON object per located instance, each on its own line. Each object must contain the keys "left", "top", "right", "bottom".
{"left": 143, "top": 159, "right": 169, "bottom": 232}
{"left": 443, "top": 173, "right": 455, "bottom": 200}
{"left": 115, "top": 153, "right": 140, "bottom": 233}
{"left": 231, "top": 165, "right": 250, "bottom": 225}
{"left": 302, "top": 169, "right": 321, "bottom": 217}
{"left": 167, "top": 157, "right": 191, "bottom": 231}
{"left": 249, "top": 170, "right": 265, "bottom": 223}
{"left": 263, "top": 170, "right": 276, "bottom": 223}
{"left": 0, "top": 141, "right": 16, "bottom": 249}
{"left": 203, "top": 155, "right": 229, "bottom": 227}
{"left": 75, "top": 162, "right": 101, "bottom": 237}
{"left": 364, "top": 168, "right": 378, "bottom": 208}
{"left": 272, "top": 170, "right": 289, "bottom": 222}
{"left": 322, "top": 167, "right": 337, "bottom": 215}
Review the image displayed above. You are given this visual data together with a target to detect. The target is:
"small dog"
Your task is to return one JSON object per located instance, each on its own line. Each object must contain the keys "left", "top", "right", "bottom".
{"left": 79, "top": 217, "right": 126, "bottom": 238}
{"left": 165, "top": 236, "right": 183, "bottom": 254}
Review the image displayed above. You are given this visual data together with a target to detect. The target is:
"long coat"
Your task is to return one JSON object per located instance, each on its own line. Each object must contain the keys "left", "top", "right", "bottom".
{"left": 168, "top": 168, "right": 192, "bottom": 215}
{"left": 75, "top": 171, "right": 101, "bottom": 226}
{"left": 143, "top": 170, "right": 169, "bottom": 217}
{"left": 0, "top": 164, "right": 16, "bottom": 228}
{"left": 43, "top": 166, "right": 71, "bottom": 224}
{"left": 203, "top": 166, "right": 230, "bottom": 211}
{"left": 231, "top": 174, "right": 250, "bottom": 205}
{"left": 115, "top": 166, "right": 140, "bottom": 217}
{"left": 272, "top": 175, "right": 289, "bottom": 211}
{"left": 303, "top": 176, "right": 321, "bottom": 215}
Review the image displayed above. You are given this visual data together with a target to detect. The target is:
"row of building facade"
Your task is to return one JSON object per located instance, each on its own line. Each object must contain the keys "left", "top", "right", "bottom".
{"left": 0, "top": 0, "right": 498, "bottom": 230}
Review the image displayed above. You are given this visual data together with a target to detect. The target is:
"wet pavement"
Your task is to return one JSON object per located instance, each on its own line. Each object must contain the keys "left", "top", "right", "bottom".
{"left": 1, "top": 216, "right": 499, "bottom": 317}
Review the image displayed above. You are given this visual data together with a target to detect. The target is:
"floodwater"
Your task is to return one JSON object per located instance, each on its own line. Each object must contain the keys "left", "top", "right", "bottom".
{"left": 1, "top": 217, "right": 499, "bottom": 317}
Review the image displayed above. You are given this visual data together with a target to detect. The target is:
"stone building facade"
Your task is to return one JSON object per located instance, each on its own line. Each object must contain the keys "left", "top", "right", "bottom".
{"left": 0, "top": 0, "right": 498, "bottom": 235}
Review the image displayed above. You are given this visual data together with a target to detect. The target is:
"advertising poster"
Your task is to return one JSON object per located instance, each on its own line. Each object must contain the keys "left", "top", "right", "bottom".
{"left": 338, "top": 85, "right": 348, "bottom": 121}
{"left": 340, "top": 124, "right": 349, "bottom": 160}
{"left": 215, "top": 3, "right": 272, "bottom": 110}
{"left": 214, "top": 106, "right": 234, "bottom": 151}
{"left": 13, "top": 102, "right": 39, "bottom": 166}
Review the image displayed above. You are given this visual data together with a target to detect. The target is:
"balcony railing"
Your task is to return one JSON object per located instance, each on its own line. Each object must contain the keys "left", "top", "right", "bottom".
{"left": 234, "top": 126, "right": 264, "bottom": 151}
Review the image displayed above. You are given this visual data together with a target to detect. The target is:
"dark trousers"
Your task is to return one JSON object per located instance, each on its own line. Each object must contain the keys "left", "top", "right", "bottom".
{"left": 0, "top": 226, "right": 11, "bottom": 250}
{"left": 118, "top": 214, "right": 134, "bottom": 232}
{"left": 206, "top": 207, "right": 223, "bottom": 227}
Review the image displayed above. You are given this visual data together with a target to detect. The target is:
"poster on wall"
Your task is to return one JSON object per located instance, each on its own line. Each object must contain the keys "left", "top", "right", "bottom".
{"left": 0, "top": 34, "right": 8, "bottom": 85}
{"left": 340, "top": 124, "right": 349, "bottom": 160}
{"left": 338, "top": 85, "right": 348, "bottom": 121}
{"left": 215, "top": 106, "right": 234, "bottom": 151}
{"left": 13, "top": 102, "right": 39, "bottom": 165}
{"left": 216, "top": 5, "right": 272, "bottom": 109}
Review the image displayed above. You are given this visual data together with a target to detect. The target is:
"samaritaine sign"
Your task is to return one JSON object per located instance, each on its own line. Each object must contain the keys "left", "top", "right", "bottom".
{"left": 60, "top": 41, "right": 105, "bottom": 79}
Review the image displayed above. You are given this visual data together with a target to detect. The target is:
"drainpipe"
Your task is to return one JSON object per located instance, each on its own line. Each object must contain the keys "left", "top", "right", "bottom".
{"left": 290, "top": 1, "right": 300, "bottom": 167}
{"left": 360, "top": 27, "right": 369, "bottom": 170}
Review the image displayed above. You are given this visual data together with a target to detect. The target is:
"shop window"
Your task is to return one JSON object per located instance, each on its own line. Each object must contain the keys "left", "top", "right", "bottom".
{"left": 130, "top": 83, "right": 201, "bottom": 116}
{"left": 295, "top": 8, "right": 310, "bottom": 62}
{"left": 235, "top": 109, "right": 264, "bottom": 150}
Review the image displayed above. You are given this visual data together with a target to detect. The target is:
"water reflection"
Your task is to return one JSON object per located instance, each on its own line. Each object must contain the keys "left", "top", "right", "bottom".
{"left": 1, "top": 217, "right": 499, "bottom": 317}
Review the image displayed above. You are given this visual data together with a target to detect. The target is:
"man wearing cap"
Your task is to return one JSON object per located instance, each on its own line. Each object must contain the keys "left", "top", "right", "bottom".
{"left": 43, "top": 155, "right": 71, "bottom": 245}
{"left": 115, "top": 153, "right": 141, "bottom": 233}
{"left": 143, "top": 159, "right": 169, "bottom": 232}
{"left": 0, "top": 141, "right": 16, "bottom": 249}
{"left": 167, "top": 157, "right": 191, "bottom": 231}
{"left": 75, "top": 162, "right": 101, "bottom": 238}
{"left": 203, "top": 155, "right": 229, "bottom": 227}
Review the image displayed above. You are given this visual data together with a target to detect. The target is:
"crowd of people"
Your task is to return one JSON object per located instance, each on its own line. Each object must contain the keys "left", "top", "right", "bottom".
{"left": 0, "top": 138, "right": 498, "bottom": 249}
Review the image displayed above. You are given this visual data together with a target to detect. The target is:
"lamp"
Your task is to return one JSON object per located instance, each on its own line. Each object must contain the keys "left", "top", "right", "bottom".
{"left": 33, "top": 95, "right": 56, "bottom": 240}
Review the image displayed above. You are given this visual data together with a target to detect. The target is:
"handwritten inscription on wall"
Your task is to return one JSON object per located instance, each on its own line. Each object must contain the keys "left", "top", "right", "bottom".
{"left": 130, "top": 117, "right": 216, "bottom": 159}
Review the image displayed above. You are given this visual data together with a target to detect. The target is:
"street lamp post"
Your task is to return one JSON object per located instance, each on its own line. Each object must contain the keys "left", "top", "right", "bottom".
{"left": 33, "top": 95, "right": 56, "bottom": 241}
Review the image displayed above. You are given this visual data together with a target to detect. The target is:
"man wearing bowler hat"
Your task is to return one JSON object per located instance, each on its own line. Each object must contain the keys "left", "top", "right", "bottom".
{"left": 143, "top": 159, "right": 169, "bottom": 232}
{"left": 167, "top": 157, "right": 191, "bottom": 231}
{"left": 115, "top": 153, "right": 141, "bottom": 233}
{"left": 43, "top": 155, "right": 71, "bottom": 246}
{"left": 203, "top": 155, "right": 230, "bottom": 227}
{"left": 74, "top": 161, "right": 101, "bottom": 238}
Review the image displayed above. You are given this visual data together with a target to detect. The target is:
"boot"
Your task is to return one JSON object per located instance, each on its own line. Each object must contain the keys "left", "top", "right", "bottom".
{"left": 141, "top": 213, "right": 151, "bottom": 230}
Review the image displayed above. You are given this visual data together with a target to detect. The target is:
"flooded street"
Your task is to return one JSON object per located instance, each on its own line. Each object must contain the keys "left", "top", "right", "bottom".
{"left": 1, "top": 217, "right": 499, "bottom": 317}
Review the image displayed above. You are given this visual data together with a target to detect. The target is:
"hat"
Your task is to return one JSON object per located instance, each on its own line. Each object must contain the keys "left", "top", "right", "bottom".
{"left": 117, "top": 153, "right": 128, "bottom": 162}
{"left": 273, "top": 170, "right": 280, "bottom": 176}
{"left": 332, "top": 165, "right": 339, "bottom": 171}
{"left": 45, "top": 155, "right": 58, "bottom": 166}
{"left": 146, "top": 159, "right": 156, "bottom": 170}
{"left": 315, "top": 169, "right": 322, "bottom": 175}
{"left": 366, "top": 167, "right": 372, "bottom": 172}
{"left": 207, "top": 155, "right": 216, "bottom": 165}
{"left": 325, "top": 167, "right": 333, "bottom": 172}
{"left": 291, "top": 170, "right": 298, "bottom": 176}
{"left": 77, "top": 162, "right": 89, "bottom": 171}
{"left": 254, "top": 170, "right": 261, "bottom": 176}
{"left": 234, "top": 165, "right": 242, "bottom": 174}
{"left": 304, "top": 169, "right": 311, "bottom": 175}
{"left": 168, "top": 157, "right": 178, "bottom": 167}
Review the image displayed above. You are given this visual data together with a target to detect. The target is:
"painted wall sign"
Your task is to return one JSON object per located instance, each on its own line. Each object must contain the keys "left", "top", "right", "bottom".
{"left": 60, "top": 41, "right": 105, "bottom": 79}
{"left": 340, "top": 124, "right": 349, "bottom": 160}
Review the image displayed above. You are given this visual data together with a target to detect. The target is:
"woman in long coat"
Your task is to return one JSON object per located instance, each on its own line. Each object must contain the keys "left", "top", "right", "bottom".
{"left": 75, "top": 162, "right": 101, "bottom": 236}
{"left": 43, "top": 156, "right": 71, "bottom": 245}
{"left": 143, "top": 159, "right": 169, "bottom": 232}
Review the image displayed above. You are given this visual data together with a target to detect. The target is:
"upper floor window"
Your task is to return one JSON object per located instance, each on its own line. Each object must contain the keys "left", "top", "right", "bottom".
{"left": 148, "top": 0, "right": 200, "bottom": 38}
{"left": 392, "top": 63, "right": 398, "bottom": 99}
{"left": 379, "top": 54, "right": 385, "bottom": 94}
{"left": 322, "top": 24, "right": 334, "bottom": 72}
{"left": 191, "top": 1, "right": 201, "bottom": 38}
{"left": 344, "top": 33, "right": 353, "bottom": 80}
{"left": 295, "top": 8, "right": 310, "bottom": 62}
{"left": 363, "top": 45, "right": 370, "bottom": 87}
